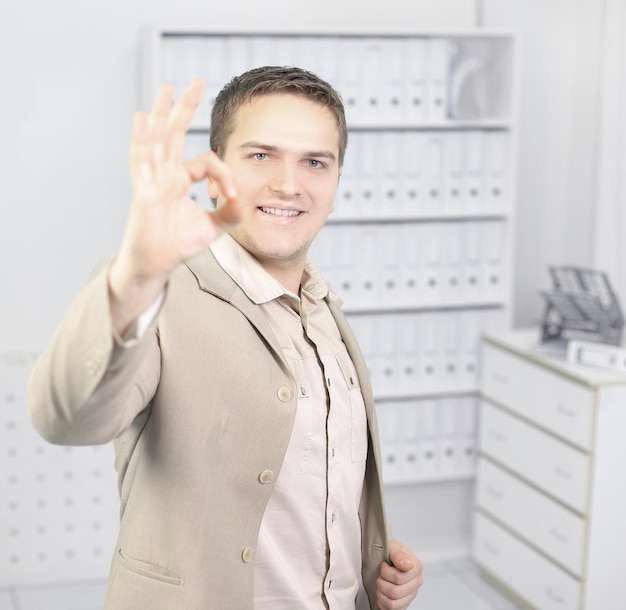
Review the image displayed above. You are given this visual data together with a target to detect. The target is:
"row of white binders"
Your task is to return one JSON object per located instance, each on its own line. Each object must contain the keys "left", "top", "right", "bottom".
{"left": 157, "top": 33, "right": 507, "bottom": 127}
{"left": 336, "top": 130, "right": 509, "bottom": 217}
{"left": 310, "top": 221, "right": 507, "bottom": 310}
{"left": 182, "top": 129, "right": 510, "bottom": 217}
{"left": 347, "top": 307, "right": 505, "bottom": 398}
{"left": 376, "top": 395, "right": 478, "bottom": 483}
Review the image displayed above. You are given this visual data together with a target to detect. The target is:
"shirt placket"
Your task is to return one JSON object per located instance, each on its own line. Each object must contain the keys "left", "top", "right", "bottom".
{"left": 301, "top": 296, "right": 345, "bottom": 609}
{"left": 322, "top": 356, "right": 344, "bottom": 607}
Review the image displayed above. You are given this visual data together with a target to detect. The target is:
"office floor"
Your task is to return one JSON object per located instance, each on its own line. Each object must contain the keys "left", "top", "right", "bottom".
{"left": 0, "top": 557, "right": 525, "bottom": 610}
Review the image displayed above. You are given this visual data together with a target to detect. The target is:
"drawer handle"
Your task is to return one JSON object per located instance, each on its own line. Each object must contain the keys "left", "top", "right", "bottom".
{"left": 488, "top": 429, "right": 506, "bottom": 443}
{"left": 483, "top": 541, "right": 501, "bottom": 556}
{"left": 545, "top": 587, "right": 566, "bottom": 603}
{"left": 553, "top": 465, "right": 572, "bottom": 480}
{"left": 549, "top": 526, "right": 569, "bottom": 543}
{"left": 491, "top": 372, "right": 510, "bottom": 385}
{"left": 486, "top": 485, "right": 505, "bottom": 500}
{"left": 557, "top": 403, "right": 577, "bottom": 418}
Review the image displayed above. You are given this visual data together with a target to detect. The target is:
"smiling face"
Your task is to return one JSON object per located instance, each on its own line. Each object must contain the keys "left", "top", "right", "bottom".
{"left": 209, "top": 93, "right": 340, "bottom": 285}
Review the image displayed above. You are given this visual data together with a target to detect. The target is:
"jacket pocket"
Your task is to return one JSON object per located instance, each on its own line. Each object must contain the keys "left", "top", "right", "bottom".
{"left": 115, "top": 548, "right": 183, "bottom": 586}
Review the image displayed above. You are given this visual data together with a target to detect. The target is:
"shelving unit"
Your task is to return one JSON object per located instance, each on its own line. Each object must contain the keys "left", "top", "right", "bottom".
{"left": 142, "top": 26, "right": 517, "bottom": 560}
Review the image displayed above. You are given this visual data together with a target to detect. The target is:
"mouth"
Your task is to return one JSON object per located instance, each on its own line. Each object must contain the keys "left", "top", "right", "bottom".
{"left": 259, "top": 206, "right": 303, "bottom": 218}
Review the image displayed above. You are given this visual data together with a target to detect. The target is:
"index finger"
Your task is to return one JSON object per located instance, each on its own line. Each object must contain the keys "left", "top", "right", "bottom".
{"left": 165, "top": 77, "right": 205, "bottom": 161}
{"left": 184, "top": 151, "right": 237, "bottom": 200}
{"left": 379, "top": 560, "right": 419, "bottom": 586}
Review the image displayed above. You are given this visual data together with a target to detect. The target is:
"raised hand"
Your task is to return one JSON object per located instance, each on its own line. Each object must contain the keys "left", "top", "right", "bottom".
{"left": 108, "top": 78, "right": 241, "bottom": 334}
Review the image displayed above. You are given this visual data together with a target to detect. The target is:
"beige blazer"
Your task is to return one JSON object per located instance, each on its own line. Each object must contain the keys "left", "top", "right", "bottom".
{"left": 29, "top": 248, "right": 389, "bottom": 609}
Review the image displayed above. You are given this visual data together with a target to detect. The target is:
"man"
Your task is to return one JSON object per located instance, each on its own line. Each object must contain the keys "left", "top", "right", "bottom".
{"left": 29, "top": 66, "right": 423, "bottom": 609}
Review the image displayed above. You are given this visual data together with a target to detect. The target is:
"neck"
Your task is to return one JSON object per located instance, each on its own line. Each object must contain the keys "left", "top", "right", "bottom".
{"left": 257, "top": 256, "right": 305, "bottom": 295}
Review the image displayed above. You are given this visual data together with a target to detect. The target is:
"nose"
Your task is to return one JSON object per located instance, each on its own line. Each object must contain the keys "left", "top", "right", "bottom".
{"left": 269, "top": 159, "right": 303, "bottom": 198}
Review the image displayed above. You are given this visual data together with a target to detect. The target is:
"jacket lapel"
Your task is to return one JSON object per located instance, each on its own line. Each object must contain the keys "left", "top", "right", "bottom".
{"left": 185, "top": 249, "right": 292, "bottom": 376}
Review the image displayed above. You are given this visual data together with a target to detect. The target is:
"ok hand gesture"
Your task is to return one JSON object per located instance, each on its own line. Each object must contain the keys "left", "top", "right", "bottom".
{"left": 109, "top": 78, "right": 241, "bottom": 334}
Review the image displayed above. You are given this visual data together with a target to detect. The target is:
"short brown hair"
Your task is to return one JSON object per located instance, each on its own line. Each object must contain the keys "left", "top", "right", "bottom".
{"left": 210, "top": 65, "right": 347, "bottom": 166}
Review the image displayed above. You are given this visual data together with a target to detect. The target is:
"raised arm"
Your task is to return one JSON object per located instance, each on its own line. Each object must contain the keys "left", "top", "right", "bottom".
{"left": 29, "top": 79, "right": 241, "bottom": 445}
{"left": 109, "top": 78, "right": 241, "bottom": 335}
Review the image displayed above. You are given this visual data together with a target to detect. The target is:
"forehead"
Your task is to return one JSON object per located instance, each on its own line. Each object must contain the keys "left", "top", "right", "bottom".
{"left": 226, "top": 93, "right": 340, "bottom": 154}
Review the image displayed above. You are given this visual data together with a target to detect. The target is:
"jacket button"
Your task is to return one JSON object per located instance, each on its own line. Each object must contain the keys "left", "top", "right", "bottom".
{"left": 241, "top": 547, "right": 254, "bottom": 563}
{"left": 277, "top": 386, "right": 291, "bottom": 402}
{"left": 258, "top": 470, "right": 274, "bottom": 484}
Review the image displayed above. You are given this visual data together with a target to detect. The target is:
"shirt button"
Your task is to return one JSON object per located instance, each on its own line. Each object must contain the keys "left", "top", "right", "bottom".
{"left": 277, "top": 386, "right": 291, "bottom": 402}
{"left": 258, "top": 470, "right": 274, "bottom": 484}
{"left": 241, "top": 547, "right": 254, "bottom": 563}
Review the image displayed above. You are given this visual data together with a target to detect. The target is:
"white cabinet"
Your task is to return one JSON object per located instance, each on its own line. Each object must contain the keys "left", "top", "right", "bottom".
{"left": 475, "top": 330, "right": 626, "bottom": 609}
{"left": 143, "top": 27, "right": 517, "bottom": 559}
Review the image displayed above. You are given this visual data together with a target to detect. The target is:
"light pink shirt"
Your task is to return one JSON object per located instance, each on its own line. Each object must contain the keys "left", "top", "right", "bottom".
{"left": 210, "top": 234, "right": 368, "bottom": 610}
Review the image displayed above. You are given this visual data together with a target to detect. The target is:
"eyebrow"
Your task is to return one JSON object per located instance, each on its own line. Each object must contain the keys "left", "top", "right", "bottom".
{"left": 238, "top": 141, "right": 337, "bottom": 162}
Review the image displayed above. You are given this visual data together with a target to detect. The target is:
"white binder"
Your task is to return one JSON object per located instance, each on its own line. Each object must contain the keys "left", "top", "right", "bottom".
{"left": 396, "top": 313, "right": 419, "bottom": 395}
{"left": 400, "top": 401, "right": 421, "bottom": 479}
{"left": 425, "top": 38, "right": 450, "bottom": 122}
{"left": 484, "top": 131, "right": 508, "bottom": 211}
{"left": 439, "top": 398, "right": 459, "bottom": 475}
{"left": 335, "top": 142, "right": 358, "bottom": 218}
{"left": 398, "top": 224, "right": 422, "bottom": 307}
{"left": 421, "top": 223, "right": 443, "bottom": 305}
{"left": 421, "top": 133, "right": 444, "bottom": 214}
{"left": 338, "top": 38, "right": 363, "bottom": 125}
{"left": 379, "top": 227, "right": 401, "bottom": 307}
{"left": 399, "top": 132, "right": 423, "bottom": 216}
{"left": 462, "top": 221, "right": 483, "bottom": 301}
{"left": 357, "top": 132, "right": 380, "bottom": 217}
{"left": 464, "top": 131, "right": 486, "bottom": 212}
{"left": 376, "top": 403, "right": 402, "bottom": 480}
{"left": 417, "top": 399, "right": 439, "bottom": 475}
{"left": 406, "top": 38, "right": 426, "bottom": 124}
{"left": 481, "top": 221, "right": 506, "bottom": 300}
{"left": 225, "top": 36, "right": 251, "bottom": 79}
{"left": 442, "top": 132, "right": 465, "bottom": 213}
{"left": 356, "top": 226, "right": 380, "bottom": 306}
{"left": 382, "top": 39, "right": 407, "bottom": 124}
{"left": 379, "top": 131, "right": 402, "bottom": 217}
{"left": 362, "top": 39, "right": 384, "bottom": 124}
{"left": 442, "top": 223, "right": 463, "bottom": 303}
{"left": 456, "top": 396, "right": 478, "bottom": 474}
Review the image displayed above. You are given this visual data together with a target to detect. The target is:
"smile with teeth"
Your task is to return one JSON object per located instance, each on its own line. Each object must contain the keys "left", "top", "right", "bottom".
{"left": 259, "top": 206, "right": 302, "bottom": 217}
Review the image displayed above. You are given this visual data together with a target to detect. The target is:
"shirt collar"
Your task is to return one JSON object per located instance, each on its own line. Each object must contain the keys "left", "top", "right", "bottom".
{"left": 209, "top": 233, "right": 329, "bottom": 305}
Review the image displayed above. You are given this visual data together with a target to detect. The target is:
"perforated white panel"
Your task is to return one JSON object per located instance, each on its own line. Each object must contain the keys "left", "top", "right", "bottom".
{"left": 0, "top": 352, "right": 119, "bottom": 586}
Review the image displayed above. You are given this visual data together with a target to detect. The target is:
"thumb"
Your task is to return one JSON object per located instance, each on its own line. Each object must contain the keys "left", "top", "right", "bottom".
{"left": 392, "top": 554, "right": 414, "bottom": 572}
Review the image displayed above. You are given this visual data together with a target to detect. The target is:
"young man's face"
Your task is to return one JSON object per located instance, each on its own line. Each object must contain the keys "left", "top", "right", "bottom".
{"left": 210, "top": 93, "right": 340, "bottom": 271}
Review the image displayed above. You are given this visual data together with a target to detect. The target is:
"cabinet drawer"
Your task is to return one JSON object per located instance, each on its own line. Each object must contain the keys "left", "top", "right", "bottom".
{"left": 474, "top": 513, "right": 582, "bottom": 610}
{"left": 476, "top": 457, "right": 586, "bottom": 576}
{"left": 481, "top": 343, "right": 594, "bottom": 450}
{"left": 479, "top": 401, "right": 591, "bottom": 513}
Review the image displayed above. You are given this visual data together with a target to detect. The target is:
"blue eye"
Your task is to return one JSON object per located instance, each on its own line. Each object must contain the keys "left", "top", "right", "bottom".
{"left": 308, "top": 159, "right": 323, "bottom": 168}
{"left": 254, "top": 153, "right": 268, "bottom": 161}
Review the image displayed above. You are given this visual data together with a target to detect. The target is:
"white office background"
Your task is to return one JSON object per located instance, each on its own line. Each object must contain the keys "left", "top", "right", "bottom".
{"left": 1, "top": 0, "right": 624, "bottom": 604}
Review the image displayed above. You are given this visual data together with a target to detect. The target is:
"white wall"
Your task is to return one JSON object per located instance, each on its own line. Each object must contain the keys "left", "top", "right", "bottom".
{"left": 481, "top": 0, "right": 606, "bottom": 327}
{"left": 0, "top": 0, "right": 475, "bottom": 352}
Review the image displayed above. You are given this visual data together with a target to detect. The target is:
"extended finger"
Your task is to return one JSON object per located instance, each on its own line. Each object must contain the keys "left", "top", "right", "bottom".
{"left": 147, "top": 83, "right": 175, "bottom": 167}
{"left": 129, "top": 111, "right": 151, "bottom": 183}
{"left": 165, "top": 77, "right": 205, "bottom": 161}
{"left": 184, "top": 152, "right": 237, "bottom": 199}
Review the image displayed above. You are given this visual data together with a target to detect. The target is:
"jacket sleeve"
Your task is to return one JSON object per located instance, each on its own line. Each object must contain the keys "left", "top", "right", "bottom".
{"left": 28, "top": 260, "right": 161, "bottom": 446}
